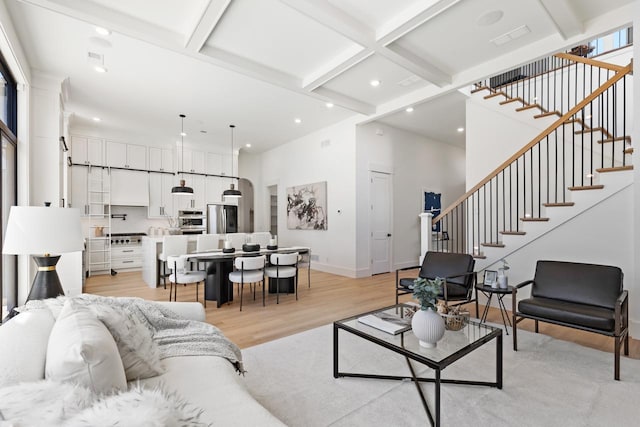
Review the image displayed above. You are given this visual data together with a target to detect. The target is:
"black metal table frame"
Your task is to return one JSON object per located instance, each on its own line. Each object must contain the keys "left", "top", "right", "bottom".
{"left": 475, "top": 284, "right": 516, "bottom": 335}
{"left": 333, "top": 305, "right": 502, "bottom": 427}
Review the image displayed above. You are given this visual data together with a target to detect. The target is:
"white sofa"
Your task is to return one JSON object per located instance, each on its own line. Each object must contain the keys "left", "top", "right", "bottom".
{"left": 0, "top": 300, "right": 284, "bottom": 426}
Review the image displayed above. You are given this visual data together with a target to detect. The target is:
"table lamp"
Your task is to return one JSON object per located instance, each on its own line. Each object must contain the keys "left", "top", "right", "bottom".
{"left": 2, "top": 206, "right": 83, "bottom": 301}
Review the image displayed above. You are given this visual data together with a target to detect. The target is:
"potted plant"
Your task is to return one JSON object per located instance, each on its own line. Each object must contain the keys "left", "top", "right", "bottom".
{"left": 411, "top": 277, "right": 446, "bottom": 348}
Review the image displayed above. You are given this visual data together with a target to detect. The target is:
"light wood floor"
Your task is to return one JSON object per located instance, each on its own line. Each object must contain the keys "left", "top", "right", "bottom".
{"left": 84, "top": 269, "right": 639, "bottom": 358}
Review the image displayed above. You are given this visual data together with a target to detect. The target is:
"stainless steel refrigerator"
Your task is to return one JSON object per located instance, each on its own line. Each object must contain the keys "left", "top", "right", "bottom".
{"left": 207, "top": 204, "right": 238, "bottom": 234}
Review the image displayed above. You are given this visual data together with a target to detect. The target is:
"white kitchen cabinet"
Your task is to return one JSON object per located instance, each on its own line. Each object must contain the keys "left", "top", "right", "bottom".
{"left": 110, "top": 169, "right": 149, "bottom": 206}
{"left": 71, "top": 136, "right": 103, "bottom": 165}
{"left": 205, "top": 176, "right": 223, "bottom": 204}
{"left": 71, "top": 166, "right": 110, "bottom": 215}
{"left": 149, "top": 173, "right": 175, "bottom": 218}
{"left": 149, "top": 147, "right": 174, "bottom": 172}
{"left": 221, "top": 153, "right": 238, "bottom": 177}
{"left": 71, "top": 166, "right": 88, "bottom": 214}
{"left": 172, "top": 174, "right": 205, "bottom": 210}
{"left": 179, "top": 149, "right": 205, "bottom": 174}
{"left": 107, "top": 141, "right": 147, "bottom": 169}
{"left": 206, "top": 152, "right": 223, "bottom": 175}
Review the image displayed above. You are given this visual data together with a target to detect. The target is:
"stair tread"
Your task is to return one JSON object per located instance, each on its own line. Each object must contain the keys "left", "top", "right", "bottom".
{"left": 543, "top": 202, "right": 575, "bottom": 207}
{"left": 595, "top": 165, "right": 634, "bottom": 173}
{"left": 520, "top": 217, "right": 550, "bottom": 221}
{"left": 471, "top": 86, "right": 490, "bottom": 94}
{"left": 574, "top": 127, "right": 612, "bottom": 138}
{"left": 534, "top": 111, "right": 561, "bottom": 119}
{"left": 568, "top": 185, "right": 605, "bottom": 191}
{"left": 625, "top": 147, "right": 634, "bottom": 154}
{"left": 515, "top": 104, "right": 540, "bottom": 112}
{"left": 481, "top": 243, "right": 505, "bottom": 247}
{"left": 500, "top": 231, "right": 526, "bottom": 235}
{"left": 484, "top": 91, "right": 507, "bottom": 99}
{"left": 499, "top": 97, "right": 523, "bottom": 105}
{"left": 598, "top": 136, "right": 631, "bottom": 144}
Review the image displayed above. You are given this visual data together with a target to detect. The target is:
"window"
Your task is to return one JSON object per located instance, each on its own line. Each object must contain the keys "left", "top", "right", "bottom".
{"left": 0, "top": 51, "right": 17, "bottom": 320}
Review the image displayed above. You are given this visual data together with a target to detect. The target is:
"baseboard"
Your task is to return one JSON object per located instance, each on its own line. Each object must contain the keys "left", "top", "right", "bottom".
{"left": 393, "top": 260, "right": 420, "bottom": 271}
{"left": 630, "top": 320, "right": 640, "bottom": 339}
{"left": 310, "top": 262, "right": 358, "bottom": 278}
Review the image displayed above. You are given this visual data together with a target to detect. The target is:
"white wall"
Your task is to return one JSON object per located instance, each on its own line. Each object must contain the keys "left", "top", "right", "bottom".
{"left": 253, "top": 117, "right": 360, "bottom": 277}
{"left": 356, "top": 122, "right": 466, "bottom": 273}
{"left": 632, "top": 2, "right": 640, "bottom": 336}
{"left": 487, "top": 186, "right": 635, "bottom": 333}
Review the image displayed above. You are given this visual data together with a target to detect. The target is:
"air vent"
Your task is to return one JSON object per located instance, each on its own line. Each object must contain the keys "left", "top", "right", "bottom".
{"left": 87, "top": 51, "right": 103, "bottom": 61}
{"left": 491, "top": 25, "right": 531, "bottom": 46}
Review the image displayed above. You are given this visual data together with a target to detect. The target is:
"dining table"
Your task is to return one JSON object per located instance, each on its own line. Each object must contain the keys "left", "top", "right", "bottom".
{"left": 186, "top": 246, "right": 310, "bottom": 308}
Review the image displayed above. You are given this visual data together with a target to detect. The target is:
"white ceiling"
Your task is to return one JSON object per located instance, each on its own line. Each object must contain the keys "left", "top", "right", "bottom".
{"left": 5, "top": 0, "right": 635, "bottom": 153}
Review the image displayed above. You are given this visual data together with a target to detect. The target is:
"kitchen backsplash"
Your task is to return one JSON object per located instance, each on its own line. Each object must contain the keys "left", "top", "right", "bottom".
{"left": 80, "top": 206, "right": 173, "bottom": 237}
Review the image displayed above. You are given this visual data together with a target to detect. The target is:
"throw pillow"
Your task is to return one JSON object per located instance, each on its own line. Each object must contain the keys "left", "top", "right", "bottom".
{"left": 0, "top": 380, "right": 93, "bottom": 425}
{"left": 86, "top": 303, "right": 164, "bottom": 381}
{"left": 0, "top": 308, "right": 55, "bottom": 387}
{"left": 66, "top": 383, "right": 207, "bottom": 427}
{"left": 45, "top": 300, "right": 127, "bottom": 394}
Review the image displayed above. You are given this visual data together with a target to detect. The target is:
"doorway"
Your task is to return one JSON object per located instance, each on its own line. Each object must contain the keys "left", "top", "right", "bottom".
{"left": 268, "top": 185, "right": 277, "bottom": 237}
{"left": 370, "top": 171, "right": 392, "bottom": 275}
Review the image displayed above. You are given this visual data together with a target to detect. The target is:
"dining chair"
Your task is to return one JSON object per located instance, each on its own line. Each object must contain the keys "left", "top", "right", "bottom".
{"left": 159, "top": 235, "right": 189, "bottom": 289}
{"left": 196, "top": 234, "right": 221, "bottom": 270}
{"left": 225, "top": 233, "right": 247, "bottom": 250}
{"left": 264, "top": 252, "right": 299, "bottom": 304}
{"left": 167, "top": 255, "right": 207, "bottom": 307}
{"left": 228, "top": 255, "right": 266, "bottom": 311}
{"left": 248, "top": 232, "right": 271, "bottom": 248}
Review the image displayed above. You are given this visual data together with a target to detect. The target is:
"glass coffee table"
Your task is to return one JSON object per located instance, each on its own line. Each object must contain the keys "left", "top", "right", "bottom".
{"left": 333, "top": 304, "right": 502, "bottom": 427}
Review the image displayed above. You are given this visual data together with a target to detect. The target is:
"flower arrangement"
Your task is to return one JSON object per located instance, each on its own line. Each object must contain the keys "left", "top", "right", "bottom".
{"left": 499, "top": 258, "right": 510, "bottom": 272}
{"left": 412, "top": 277, "right": 444, "bottom": 311}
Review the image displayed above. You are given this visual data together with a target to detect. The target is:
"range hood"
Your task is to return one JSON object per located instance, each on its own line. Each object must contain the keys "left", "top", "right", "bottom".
{"left": 110, "top": 169, "right": 149, "bottom": 206}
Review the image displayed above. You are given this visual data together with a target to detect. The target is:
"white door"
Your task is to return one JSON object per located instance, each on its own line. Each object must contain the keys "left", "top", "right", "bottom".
{"left": 370, "top": 171, "right": 392, "bottom": 275}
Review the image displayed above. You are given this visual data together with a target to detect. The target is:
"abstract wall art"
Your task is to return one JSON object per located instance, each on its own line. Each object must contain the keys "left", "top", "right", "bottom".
{"left": 286, "top": 181, "right": 327, "bottom": 230}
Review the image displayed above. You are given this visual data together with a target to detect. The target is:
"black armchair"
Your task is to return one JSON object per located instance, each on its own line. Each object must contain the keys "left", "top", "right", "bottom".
{"left": 396, "top": 251, "right": 477, "bottom": 315}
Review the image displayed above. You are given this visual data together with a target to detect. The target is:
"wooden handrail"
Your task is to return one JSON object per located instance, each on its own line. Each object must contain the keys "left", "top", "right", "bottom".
{"left": 434, "top": 61, "right": 633, "bottom": 224}
{"left": 555, "top": 52, "right": 626, "bottom": 72}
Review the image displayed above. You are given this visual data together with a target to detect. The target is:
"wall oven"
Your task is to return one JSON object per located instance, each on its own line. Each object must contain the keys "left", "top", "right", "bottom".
{"left": 178, "top": 210, "right": 206, "bottom": 234}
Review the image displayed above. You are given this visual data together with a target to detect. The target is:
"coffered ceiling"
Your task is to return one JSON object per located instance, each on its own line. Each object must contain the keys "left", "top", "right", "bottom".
{"left": 5, "top": 0, "right": 635, "bottom": 152}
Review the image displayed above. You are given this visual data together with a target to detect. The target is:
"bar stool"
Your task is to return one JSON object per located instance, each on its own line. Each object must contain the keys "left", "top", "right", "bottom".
{"left": 167, "top": 255, "right": 207, "bottom": 307}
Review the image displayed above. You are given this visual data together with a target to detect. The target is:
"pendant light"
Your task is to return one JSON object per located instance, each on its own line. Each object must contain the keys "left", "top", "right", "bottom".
{"left": 222, "top": 124, "right": 242, "bottom": 199}
{"left": 171, "top": 114, "right": 194, "bottom": 196}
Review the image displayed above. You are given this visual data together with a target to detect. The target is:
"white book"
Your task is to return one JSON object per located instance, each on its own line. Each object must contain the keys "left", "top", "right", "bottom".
{"left": 357, "top": 314, "right": 411, "bottom": 335}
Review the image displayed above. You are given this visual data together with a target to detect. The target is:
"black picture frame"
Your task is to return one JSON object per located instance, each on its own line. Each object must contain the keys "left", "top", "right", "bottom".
{"left": 484, "top": 270, "right": 498, "bottom": 286}
{"left": 441, "top": 231, "right": 449, "bottom": 241}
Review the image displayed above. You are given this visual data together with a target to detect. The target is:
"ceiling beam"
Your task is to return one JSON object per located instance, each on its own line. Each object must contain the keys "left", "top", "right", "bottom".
{"left": 18, "top": 0, "right": 375, "bottom": 115}
{"left": 278, "top": 0, "right": 373, "bottom": 46}
{"left": 184, "top": 0, "right": 232, "bottom": 53}
{"left": 279, "top": 0, "right": 452, "bottom": 88}
{"left": 380, "top": 44, "right": 450, "bottom": 87}
{"left": 19, "top": 0, "right": 183, "bottom": 47}
{"left": 303, "top": 47, "right": 373, "bottom": 91}
{"left": 312, "top": 87, "right": 376, "bottom": 116}
{"left": 537, "top": 0, "right": 583, "bottom": 39}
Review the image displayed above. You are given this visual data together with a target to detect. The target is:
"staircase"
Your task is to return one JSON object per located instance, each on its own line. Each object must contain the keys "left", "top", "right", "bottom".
{"left": 428, "top": 50, "right": 634, "bottom": 269}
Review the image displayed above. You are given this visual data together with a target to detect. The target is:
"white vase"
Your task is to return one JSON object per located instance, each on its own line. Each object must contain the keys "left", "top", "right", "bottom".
{"left": 411, "top": 308, "right": 446, "bottom": 348}
{"left": 498, "top": 270, "right": 508, "bottom": 289}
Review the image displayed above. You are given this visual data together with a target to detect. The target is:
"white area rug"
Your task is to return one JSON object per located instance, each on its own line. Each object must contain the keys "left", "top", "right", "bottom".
{"left": 242, "top": 324, "right": 640, "bottom": 427}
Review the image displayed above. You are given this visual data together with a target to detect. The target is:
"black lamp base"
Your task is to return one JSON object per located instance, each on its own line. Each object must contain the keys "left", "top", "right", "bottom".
{"left": 27, "top": 255, "right": 65, "bottom": 301}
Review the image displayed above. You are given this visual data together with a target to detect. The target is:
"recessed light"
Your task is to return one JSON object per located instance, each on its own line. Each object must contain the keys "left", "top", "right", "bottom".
{"left": 180, "top": 132, "right": 187, "bottom": 136}
{"left": 326, "top": 102, "right": 334, "bottom": 108}
{"left": 95, "top": 26, "right": 111, "bottom": 36}
{"left": 370, "top": 79, "right": 381, "bottom": 87}
{"left": 406, "top": 107, "right": 414, "bottom": 113}
{"left": 92, "top": 117, "right": 101, "bottom": 122}
{"left": 245, "top": 143, "right": 252, "bottom": 148}
{"left": 294, "top": 118, "right": 302, "bottom": 124}
{"left": 94, "top": 65, "right": 107, "bottom": 73}
{"left": 457, "top": 127, "right": 465, "bottom": 132}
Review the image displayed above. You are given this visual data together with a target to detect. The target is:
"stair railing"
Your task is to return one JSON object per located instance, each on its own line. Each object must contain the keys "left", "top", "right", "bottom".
{"left": 432, "top": 60, "right": 632, "bottom": 256}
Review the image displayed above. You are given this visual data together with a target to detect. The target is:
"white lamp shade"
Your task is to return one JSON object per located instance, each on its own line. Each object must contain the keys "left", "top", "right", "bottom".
{"left": 2, "top": 206, "right": 84, "bottom": 255}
